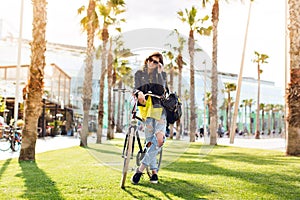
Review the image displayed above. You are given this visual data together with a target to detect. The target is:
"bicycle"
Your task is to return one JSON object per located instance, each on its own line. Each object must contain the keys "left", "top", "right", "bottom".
{"left": 119, "top": 90, "right": 163, "bottom": 189}
{"left": 0, "top": 125, "right": 22, "bottom": 152}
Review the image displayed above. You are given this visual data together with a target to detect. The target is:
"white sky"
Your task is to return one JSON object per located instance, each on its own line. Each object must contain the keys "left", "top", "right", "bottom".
{"left": 0, "top": 0, "right": 287, "bottom": 89}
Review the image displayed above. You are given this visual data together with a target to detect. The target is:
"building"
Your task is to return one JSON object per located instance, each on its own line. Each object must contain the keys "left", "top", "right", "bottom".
{"left": 0, "top": 63, "right": 73, "bottom": 136}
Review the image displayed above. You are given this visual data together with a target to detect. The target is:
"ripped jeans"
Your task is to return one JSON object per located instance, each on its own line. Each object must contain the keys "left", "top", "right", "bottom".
{"left": 141, "top": 110, "right": 167, "bottom": 172}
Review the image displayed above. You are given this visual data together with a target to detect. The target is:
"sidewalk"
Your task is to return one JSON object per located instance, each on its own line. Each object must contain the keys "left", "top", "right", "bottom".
{"left": 0, "top": 135, "right": 286, "bottom": 161}
{"left": 216, "top": 137, "right": 286, "bottom": 152}
{"left": 0, "top": 136, "right": 80, "bottom": 160}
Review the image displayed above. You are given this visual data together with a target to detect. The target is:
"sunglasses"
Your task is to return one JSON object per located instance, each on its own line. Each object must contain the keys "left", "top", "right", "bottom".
{"left": 149, "top": 57, "right": 159, "bottom": 65}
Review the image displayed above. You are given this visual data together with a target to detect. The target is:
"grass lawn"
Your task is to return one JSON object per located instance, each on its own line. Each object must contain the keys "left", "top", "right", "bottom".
{"left": 0, "top": 139, "right": 299, "bottom": 200}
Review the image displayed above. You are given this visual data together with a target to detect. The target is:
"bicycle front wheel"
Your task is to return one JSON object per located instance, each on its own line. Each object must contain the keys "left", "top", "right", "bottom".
{"left": 0, "top": 136, "right": 11, "bottom": 151}
{"left": 146, "top": 147, "right": 163, "bottom": 178}
{"left": 120, "top": 127, "right": 134, "bottom": 189}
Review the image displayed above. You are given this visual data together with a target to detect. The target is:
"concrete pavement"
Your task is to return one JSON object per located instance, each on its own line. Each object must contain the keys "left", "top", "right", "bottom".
{"left": 0, "top": 135, "right": 80, "bottom": 160}
{"left": 0, "top": 134, "right": 286, "bottom": 161}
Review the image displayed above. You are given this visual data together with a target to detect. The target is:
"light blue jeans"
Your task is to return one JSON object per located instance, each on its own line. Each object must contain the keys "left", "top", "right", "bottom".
{"left": 141, "top": 110, "right": 166, "bottom": 172}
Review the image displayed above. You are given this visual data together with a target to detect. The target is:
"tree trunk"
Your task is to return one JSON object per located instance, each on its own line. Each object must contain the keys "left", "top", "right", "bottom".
{"left": 255, "top": 64, "right": 261, "bottom": 139}
{"left": 210, "top": 0, "right": 219, "bottom": 145}
{"left": 19, "top": 0, "right": 47, "bottom": 161}
{"left": 188, "top": 30, "right": 196, "bottom": 142}
{"left": 97, "top": 27, "right": 108, "bottom": 143}
{"left": 107, "top": 38, "right": 114, "bottom": 139}
{"left": 116, "top": 81, "right": 122, "bottom": 133}
{"left": 80, "top": 0, "right": 96, "bottom": 147}
{"left": 176, "top": 54, "right": 183, "bottom": 139}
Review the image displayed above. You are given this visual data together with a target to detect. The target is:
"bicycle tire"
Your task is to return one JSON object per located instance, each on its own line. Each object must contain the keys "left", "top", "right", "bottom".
{"left": 120, "top": 126, "right": 134, "bottom": 189}
{"left": 146, "top": 147, "right": 163, "bottom": 178}
{"left": 0, "top": 136, "right": 11, "bottom": 151}
{"left": 13, "top": 141, "right": 21, "bottom": 152}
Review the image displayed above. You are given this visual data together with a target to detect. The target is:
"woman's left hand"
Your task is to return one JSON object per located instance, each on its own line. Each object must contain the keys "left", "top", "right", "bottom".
{"left": 158, "top": 63, "right": 164, "bottom": 73}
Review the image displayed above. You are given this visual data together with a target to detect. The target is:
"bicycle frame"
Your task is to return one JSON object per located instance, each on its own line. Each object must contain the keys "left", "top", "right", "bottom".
{"left": 120, "top": 92, "right": 164, "bottom": 188}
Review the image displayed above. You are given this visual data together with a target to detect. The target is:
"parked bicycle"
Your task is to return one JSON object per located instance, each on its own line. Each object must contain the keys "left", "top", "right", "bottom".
{"left": 0, "top": 125, "right": 22, "bottom": 152}
{"left": 118, "top": 90, "right": 163, "bottom": 189}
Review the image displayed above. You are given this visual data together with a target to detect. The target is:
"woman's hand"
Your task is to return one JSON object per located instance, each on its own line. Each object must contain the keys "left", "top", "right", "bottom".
{"left": 158, "top": 63, "right": 164, "bottom": 73}
{"left": 138, "top": 92, "right": 146, "bottom": 105}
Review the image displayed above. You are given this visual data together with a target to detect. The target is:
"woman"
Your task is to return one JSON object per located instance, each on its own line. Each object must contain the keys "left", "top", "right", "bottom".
{"left": 131, "top": 52, "right": 168, "bottom": 184}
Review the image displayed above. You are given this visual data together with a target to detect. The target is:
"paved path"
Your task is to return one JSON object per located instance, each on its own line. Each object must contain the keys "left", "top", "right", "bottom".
{"left": 0, "top": 136, "right": 80, "bottom": 160}
{"left": 216, "top": 137, "right": 286, "bottom": 151}
{"left": 0, "top": 134, "right": 286, "bottom": 160}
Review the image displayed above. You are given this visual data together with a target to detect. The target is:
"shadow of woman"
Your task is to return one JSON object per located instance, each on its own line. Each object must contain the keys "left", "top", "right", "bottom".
{"left": 18, "top": 161, "right": 64, "bottom": 200}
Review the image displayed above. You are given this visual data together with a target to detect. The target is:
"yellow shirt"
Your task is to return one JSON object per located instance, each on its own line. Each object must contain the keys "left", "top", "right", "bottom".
{"left": 138, "top": 97, "right": 163, "bottom": 121}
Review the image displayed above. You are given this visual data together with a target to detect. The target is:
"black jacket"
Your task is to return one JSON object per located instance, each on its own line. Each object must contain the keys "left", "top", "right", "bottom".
{"left": 134, "top": 69, "right": 168, "bottom": 106}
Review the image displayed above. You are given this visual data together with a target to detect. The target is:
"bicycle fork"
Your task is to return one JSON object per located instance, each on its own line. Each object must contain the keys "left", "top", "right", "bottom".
{"left": 121, "top": 125, "right": 145, "bottom": 158}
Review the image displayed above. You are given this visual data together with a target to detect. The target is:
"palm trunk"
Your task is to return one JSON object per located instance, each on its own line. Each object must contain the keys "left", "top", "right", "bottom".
{"left": 107, "top": 38, "right": 114, "bottom": 139}
{"left": 169, "top": 65, "right": 174, "bottom": 92}
{"left": 287, "top": 0, "right": 300, "bottom": 156}
{"left": 230, "top": 1, "right": 252, "bottom": 143}
{"left": 188, "top": 29, "right": 196, "bottom": 142}
{"left": 80, "top": 0, "right": 96, "bottom": 147}
{"left": 19, "top": 0, "right": 47, "bottom": 161}
{"left": 255, "top": 64, "right": 261, "bottom": 139}
{"left": 176, "top": 54, "right": 183, "bottom": 140}
{"left": 116, "top": 81, "right": 122, "bottom": 132}
{"left": 97, "top": 27, "right": 108, "bottom": 143}
{"left": 120, "top": 89, "right": 125, "bottom": 130}
{"left": 210, "top": 0, "right": 219, "bottom": 145}
{"left": 262, "top": 110, "right": 265, "bottom": 133}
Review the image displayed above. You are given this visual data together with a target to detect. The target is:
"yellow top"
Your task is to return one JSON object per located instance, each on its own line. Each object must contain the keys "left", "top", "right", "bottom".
{"left": 138, "top": 97, "right": 163, "bottom": 121}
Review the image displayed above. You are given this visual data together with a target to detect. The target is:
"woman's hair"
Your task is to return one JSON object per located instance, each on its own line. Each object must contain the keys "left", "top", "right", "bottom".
{"left": 144, "top": 52, "right": 164, "bottom": 67}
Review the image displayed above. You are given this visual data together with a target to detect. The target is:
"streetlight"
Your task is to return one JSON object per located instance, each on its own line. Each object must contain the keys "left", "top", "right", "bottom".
{"left": 14, "top": 0, "right": 24, "bottom": 128}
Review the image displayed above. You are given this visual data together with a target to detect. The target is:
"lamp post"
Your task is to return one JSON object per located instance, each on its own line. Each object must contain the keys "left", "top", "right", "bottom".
{"left": 14, "top": 0, "right": 24, "bottom": 128}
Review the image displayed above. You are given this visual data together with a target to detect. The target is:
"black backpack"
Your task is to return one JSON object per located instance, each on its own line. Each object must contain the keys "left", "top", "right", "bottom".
{"left": 163, "top": 93, "right": 182, "bottom": 124}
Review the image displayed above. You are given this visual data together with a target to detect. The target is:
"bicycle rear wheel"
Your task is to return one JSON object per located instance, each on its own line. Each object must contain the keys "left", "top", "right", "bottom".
{"left": 146, "top": 147, "right": 163, "bottom": 178}
{"left": 0, "top": 136, "right": 11, "bottom": 151}
{"left": 120, "top": 127, "right": 134, "bottom": 189}
{"left": 12, "top": 140, "right": 21, "bottom": 152}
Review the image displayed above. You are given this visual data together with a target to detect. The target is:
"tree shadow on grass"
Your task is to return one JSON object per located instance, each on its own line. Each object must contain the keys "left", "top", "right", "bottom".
{"left": 164, "top": 153, "right": 300, "bottom": 199}
{"left": 18, "top": 161, "right": 64, "bottom": 200}
{"left": 123, "top": 177, "right": 211, "bottom": 200}
{"left": 0, "top": 159, "right": 12, "bottom": 179}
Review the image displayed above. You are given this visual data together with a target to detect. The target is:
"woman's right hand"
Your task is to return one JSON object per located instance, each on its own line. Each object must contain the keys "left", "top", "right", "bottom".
{"left": 138, "top": 92, "right": 146, "bottom": 105}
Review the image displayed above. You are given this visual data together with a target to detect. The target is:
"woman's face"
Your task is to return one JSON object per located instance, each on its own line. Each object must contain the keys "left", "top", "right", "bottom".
{"left": 147, "top": 56, "right": 160, "bottom": 71}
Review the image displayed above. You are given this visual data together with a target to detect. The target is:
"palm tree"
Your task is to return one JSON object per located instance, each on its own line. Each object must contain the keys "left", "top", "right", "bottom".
{"left": 162, "top": 50, "right": 176, "bottom": 92}
{"left": 230, "top": 0, "right": 254, "bottom": 143}
{"left": 247, "top": 98, "right": 254, "bottom": 134}
{"left": 183, "top": 89, "right": 190, "bottom": 134}
{"left": 205, "top": 91, "right": 212, "bottom": 134}
{"left": 287, "top": 0, "right": 300, "bottom": 156}
{"left": 19, "top": 0, "right": 47, "bottom": 161}
{"left": 253, "top": 51, "right": 269, "bottom": 139}
{"left": 177, "top": 6, "right": 211, "bottom": 142}
{"left": 78, "top": 0, "right": 99, "bottom": 147}
{"left": 115, "top": 60, "right": 133, "bottom": 132}
{"left": 107, "top": 38, "right": 114, "bottom": 139}
{"left": 241, "top": 99, "right": 249, "bottom": 134}
{"left": 112, "top": 39, "right": 133, "bottom": 133}
{"left": 222, "top": 82, "right": 236, "bottom": 135}
{"left": 162, "top": 50, "right": 177, "bottom": 139}
{"left": 97, "top": 0, "right": 126, "bottom": 142}
{"left": 259, "top": 103, "right": 265, "bottom": 134}
{"left": 264, "top": 104, "right": 273, "bottom": 135}
{"left": 274, "top": 104, "right": 284, "bottom": 133}
{"left": 169, "top": 29, "right": 186, "bottom": 139}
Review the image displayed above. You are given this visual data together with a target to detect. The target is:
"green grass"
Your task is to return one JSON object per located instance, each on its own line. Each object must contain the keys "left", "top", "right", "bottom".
{"left": 0, "top": 140, "right": 299, "bottom": 200}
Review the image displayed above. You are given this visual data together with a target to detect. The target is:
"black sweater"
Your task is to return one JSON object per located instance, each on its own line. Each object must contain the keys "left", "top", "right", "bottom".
{"left": 134, "top": 69, "right": 168, "bottom": 106}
